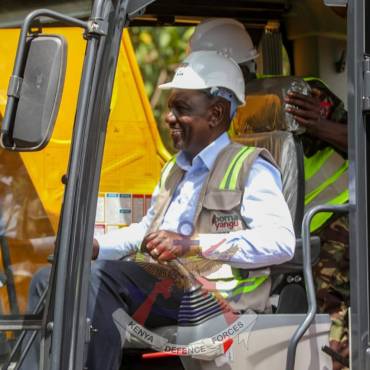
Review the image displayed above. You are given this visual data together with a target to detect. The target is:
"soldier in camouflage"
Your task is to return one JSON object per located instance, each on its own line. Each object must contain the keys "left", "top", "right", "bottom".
{"left": 316, "top": 215, "right": 349, "bottom": 370}
{"left": 285, "top": 80, "right": 349, "bottom": 370}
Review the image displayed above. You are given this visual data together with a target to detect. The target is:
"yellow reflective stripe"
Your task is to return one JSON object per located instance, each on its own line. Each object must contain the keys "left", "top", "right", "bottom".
{"left": 219, "top": 147, "right": 256, "bottom": 190}
{"left": 305, "top": 161, "right": 348, "bottom": 206}
{"left": 219, "top": 147, "right": 250, "bottom": 190}
{"left": 256, "top": 73, "right": 283, "bottom": 78}
{"left": 304, "top": 147, "right": 334, "bottom": 181}
{"left": 305, "top": 150, "right": 346, "bottom": 196}
{"left": 215, "top": 276, "right": 268, "bottom": 296}
{"left": 303, "top": 76, "right": 328, "bottom": 87}
{"left": 229, "top": 276, "right": 268, "bottom": 296}
{"left": 228, "top": 147, "right": 256, "bottom": 190}
{"left": 160, "top": 156, "right": 176, "bottom": 188}
{"left": 310, "top": 189, "right": 349, "bottom": 232}
{"left": 213, "top": 276, "right": 261, "bottom": 290}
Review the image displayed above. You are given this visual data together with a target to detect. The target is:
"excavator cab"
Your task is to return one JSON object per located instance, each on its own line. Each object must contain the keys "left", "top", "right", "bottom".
{"left": 0, "top": 1, "right": 368, "bottom": 370}
{"left": 119, "top": 75, "right": 330, "bottom": 370}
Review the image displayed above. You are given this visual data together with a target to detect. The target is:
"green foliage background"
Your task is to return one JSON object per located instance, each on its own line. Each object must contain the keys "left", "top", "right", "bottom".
{"left": 129, "top": 27, "right": 291, "bottom": 152}
{"left": 130, "top": 27, "right": 194, "bottom": 152}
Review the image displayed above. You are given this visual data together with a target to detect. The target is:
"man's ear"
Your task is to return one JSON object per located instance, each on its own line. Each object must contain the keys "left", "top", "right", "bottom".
{"left": 208, "top": 100, "right": 229, "bottom": 128}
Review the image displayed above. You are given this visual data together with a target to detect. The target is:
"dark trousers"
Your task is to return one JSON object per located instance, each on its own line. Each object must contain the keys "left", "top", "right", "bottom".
{"left": 24, "top": 260, "right": 185, "bottom": 370}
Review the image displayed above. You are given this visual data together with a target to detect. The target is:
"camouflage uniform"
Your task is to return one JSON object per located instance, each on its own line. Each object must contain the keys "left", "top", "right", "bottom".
{"left": 306, "top": 80, "right": 349, "bottom": 369}
{"left": 314, "top": 215, "right": 349, "bottom": 369}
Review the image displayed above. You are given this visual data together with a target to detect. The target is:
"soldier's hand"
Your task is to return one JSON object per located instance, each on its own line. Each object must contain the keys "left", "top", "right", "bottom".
{"left": 142, "top": 230, "right": 197, "bottom": 262}
{"left": 284, "top": 88, "right": 323, "bottom": 134}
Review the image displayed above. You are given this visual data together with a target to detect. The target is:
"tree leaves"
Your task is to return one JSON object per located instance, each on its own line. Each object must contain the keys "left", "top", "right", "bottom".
{"left": 130, "top": 26, "right": 194, "bottom": 153}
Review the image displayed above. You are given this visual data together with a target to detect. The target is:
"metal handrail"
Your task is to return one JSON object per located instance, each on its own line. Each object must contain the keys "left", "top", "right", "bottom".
{"left": 0, "top": 237, "right": 19, "bottom": 315}
{"left": 1, "top": 288, "right": 48, "bottom": 369}
{"left": 285, "top": 204, "right": 350, "bottom": 370}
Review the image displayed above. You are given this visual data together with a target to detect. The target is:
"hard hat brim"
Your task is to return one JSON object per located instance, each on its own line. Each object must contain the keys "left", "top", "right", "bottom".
{"left": 158, "top": 51, "right": 245, "bottom": 105}
{"left": 159, "top": 82, "right": 245, "bottom": 105}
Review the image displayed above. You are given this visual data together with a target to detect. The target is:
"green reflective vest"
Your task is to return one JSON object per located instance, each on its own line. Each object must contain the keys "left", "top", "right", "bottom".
{"left": 304, "top": 147, "right": 349, "bottom": 232}
{"left": 156, "top": 144, "right": 275, "bottom": 305}
{"left": 231, "top": 75, "right": 348, "bottom": 233}
{"left": 303, "top": 77, "right": 348, "bottom": 232}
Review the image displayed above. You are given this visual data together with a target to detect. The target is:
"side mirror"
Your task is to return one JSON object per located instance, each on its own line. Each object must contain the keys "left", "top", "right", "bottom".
{"left": 1, "top": 34, "right": 67, "bottom": 151}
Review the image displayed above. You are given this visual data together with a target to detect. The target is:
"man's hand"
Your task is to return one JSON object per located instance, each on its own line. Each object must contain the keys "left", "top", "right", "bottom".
{"left": 285, "top": 88, "right": 348, "bottom": 152}
{"left": 284, "top": 88, "right": 323, "bottom": 134}
{"left": 92, "top": 238, "right": 100, "bottom": 260}
{"left": 142, "top": 230, "right": 200, "bottom": 262}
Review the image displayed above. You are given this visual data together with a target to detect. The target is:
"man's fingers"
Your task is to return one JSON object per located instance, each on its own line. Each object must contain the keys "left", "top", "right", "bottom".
{"left": 144, "top": 232, "right": 159, "bottom": 242}
{"left": 287, "top": 91, "right": 315, "bottom": 101}
{"left": 144, "top": 231, "right": 187, "bottom": 259}
{"left": 287, "top": 90, "right": 321, "bottom": 108}
{"left": 146, "top": 235, "right": 164, "bottom": 251}
{"left": 287, "top": 106, "right": 320, "bottom": 121}
{"left": 292, "top": 115, "right": 312, "bottom": 127}
{"left": 285, "top": 95, "right": 318, "bottom": 111}
{"left": 147, "top": 233, "right": 175, "bottom": 252}
{"left": 157, "top": 249, "right": 177, "bottom": 262}
{"left": 311, "top": 88, "right": 322, "bottom": 98}
{"left": 149, "top": 245, "right": 166, "bottom": 259}
{"left": 150, "top": 244, "right": 178, "bottom": 261}
{"left": 141, "top": 232, "right": 158, "bottom": 251}
{"left": 287, "top": 90, "right": 320, "bottom": 102}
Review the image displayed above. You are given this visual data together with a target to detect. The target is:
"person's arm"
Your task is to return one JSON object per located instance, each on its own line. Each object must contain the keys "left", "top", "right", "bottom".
{"left": 305, "top": 118, "right": 347, "bottom": 153}
{"left": 198, "top": 157, "right": 296, "bottom": 269}
{"left": 285, "top": 90, "right": 348, "bottom": 153}
{"left": 93, "top": 185, "right": 159, "bottom": 260}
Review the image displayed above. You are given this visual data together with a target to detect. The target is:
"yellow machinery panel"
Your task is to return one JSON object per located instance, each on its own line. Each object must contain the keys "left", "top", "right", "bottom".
{"left": 0, "top": 28, "right": 169, "bottom": 312}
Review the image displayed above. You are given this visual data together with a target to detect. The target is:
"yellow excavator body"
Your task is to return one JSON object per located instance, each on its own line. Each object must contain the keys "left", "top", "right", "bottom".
{"left": 0, "top": 28, "right": 169, "bottom": 311}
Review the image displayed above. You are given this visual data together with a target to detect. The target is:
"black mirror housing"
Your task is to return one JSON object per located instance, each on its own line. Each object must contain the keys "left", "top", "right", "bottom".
{"left": 1, "top": 34, "right": 67, "bottom": 151}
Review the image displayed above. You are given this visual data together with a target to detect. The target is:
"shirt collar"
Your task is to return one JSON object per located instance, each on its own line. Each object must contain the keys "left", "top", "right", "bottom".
{"left": 176, "top": 132, "right": 231, "bottom": 171}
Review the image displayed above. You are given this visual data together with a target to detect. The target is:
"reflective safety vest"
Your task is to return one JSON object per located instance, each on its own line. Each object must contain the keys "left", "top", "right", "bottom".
{"left": 144, "top": 142, "right": 277, "bottom": 311}
{"left": 302, "top": 77, "right": 349, "bottom": 232}
{"left": 230, "top": 74, "right": 348, "bottom": 233}
{"left": 304, "top": 147, "right": 349, "bottom": 232}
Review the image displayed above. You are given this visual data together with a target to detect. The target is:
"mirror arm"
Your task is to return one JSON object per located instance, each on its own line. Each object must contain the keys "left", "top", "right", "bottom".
{"left": 7, "top": 75, "right": 23, "bottom": 100}
{"left": 1, "top": 9, "right": 90, "bottom": 141}
{"left": 0, "top": 75, "right": 23, "bottom": 149}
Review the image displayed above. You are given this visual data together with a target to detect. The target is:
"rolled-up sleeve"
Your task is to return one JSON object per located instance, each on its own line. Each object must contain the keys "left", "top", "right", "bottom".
{"left": 199, "top": 157, "right": 295, "bottom": 269}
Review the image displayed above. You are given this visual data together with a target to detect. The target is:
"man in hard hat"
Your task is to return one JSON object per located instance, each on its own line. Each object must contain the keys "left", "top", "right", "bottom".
{"left": 189, "top": 17, "right": 349, "bottom": 369}
{"left": 25, "top": 50, "right": 295, "bottom": 370}
{"left": 285, "top": 82, "right": 349, "bottom": 370}
{"left": 189, "top": 18, "right": 258, "bottom": 83}
{"left": 87, "top": 50, "right": 294, "bottom": 369}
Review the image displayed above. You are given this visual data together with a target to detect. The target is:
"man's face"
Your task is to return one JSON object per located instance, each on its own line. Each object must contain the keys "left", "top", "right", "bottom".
{"left": 165, "top": 90, "right": 215, "bottom": 156}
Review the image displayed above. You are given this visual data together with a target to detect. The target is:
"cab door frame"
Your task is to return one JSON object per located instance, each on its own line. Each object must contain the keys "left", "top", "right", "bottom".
{"left": 43, "top": 1, "right": 155, "bottom": 369}
{"left": 33, "top": 0, "right": 370, "bottom": 369}
{"left": 347, "top": 0, "right": 370, "bottom": 368}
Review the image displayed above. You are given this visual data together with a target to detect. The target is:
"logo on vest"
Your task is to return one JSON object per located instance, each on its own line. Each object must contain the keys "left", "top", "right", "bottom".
{"left": 211, "top": 214, "right": 241, "bottom": 232}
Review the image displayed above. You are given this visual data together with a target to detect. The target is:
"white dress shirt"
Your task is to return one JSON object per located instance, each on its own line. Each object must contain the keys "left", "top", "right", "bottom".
{"left": 95, "top": 133, "right": 295, "bottom": 269}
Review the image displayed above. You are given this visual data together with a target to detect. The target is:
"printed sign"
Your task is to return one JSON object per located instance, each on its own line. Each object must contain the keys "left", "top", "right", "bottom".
{"left": 95, "top": 195, "right": 105, "bottom": 223}
{"left": 132, "top": 194, "right": 145, "bottom": 223}
{"left": 105, "top": 193, "right": 132, "bottom": 225}
{"left": 95, "top": 192, "right": 154, "bottom": 233}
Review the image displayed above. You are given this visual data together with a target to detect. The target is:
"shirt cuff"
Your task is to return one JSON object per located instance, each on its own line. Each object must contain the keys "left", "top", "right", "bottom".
{"left": 94, "top": 235, "right": 128, "bottom": 260}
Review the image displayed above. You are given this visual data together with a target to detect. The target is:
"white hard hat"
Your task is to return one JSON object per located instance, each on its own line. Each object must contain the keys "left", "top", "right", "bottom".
{"left": 189, "top": 18, "right": 258, "bottom": 64}
{"left": 159, "top": 50, "right": 245, "bottom": 105}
